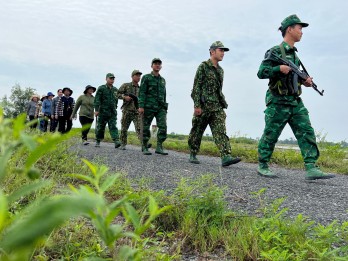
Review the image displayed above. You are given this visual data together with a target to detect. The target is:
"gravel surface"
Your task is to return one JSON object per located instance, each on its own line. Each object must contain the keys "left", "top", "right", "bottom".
{"left": 73, "top": 142, "right": 348, "bottom": 225}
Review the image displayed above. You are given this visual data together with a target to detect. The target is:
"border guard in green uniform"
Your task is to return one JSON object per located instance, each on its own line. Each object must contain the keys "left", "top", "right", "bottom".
{"left": 94, "top": 73, "right": 121, "bottom": 148}
{"left": 257, "top": 15, "right": 335, "bottom": 180}
{"left": 138, "top": 58, "right": 168, "bottom": 155}
{"left": 118, "top": 70, "right": 144, "bottom": 150}
{"left": 188, "top": 41, "right": 241, "bottom": 166}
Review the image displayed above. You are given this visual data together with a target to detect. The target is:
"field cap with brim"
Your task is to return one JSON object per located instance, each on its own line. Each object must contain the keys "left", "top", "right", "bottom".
{"left": 62, "top": 87, "right": 73, "bottom": 96}
{"left": 47, "top": 92, "right": 55, "bottom": 97}
{"left": 131, "top": 70, "right": 142, "bottom": 77}
{"left": 84, "top": 85, "right": 96, "bottom": 94}
{"left": 209, "top": 41, "right": 229, "bottom": 51}
{"left": 106, "top": 73, "right": 115, "bottom": 78}
{"left": 152, "top": 58, "right": 162, "bottom": 64}
{"left": 279, "top": 14, "right": 309, "bottom": 31}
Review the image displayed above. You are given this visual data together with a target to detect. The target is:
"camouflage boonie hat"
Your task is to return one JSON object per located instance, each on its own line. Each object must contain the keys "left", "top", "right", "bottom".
{"left": 131, "top": 70, "right": 142, "bottom": 77}
{"left": 152, "top": 58, "right": 162, "bottom": 64}
{"left": 209, "top": 41, "right": 229, "bottom": 51}
{"left": 106, "top": 73, "right": 115, "bottom": 78}
{"left": 279, "top": 14, "right": 309, "bottom": 31}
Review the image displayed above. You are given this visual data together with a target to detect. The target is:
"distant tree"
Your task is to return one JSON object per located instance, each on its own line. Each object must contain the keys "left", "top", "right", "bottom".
{"left": 0, "top": 84, "right": 36, "bottom": 118}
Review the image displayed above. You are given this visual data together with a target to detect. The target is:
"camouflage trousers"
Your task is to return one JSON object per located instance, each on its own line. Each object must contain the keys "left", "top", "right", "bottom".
{"left": 142, "top": 108, "right": 167, "bottom": 144}
{"left": 188, "top": 109, "right": 231, "bottom": 158}
{"left": 258, "top": 100, "right": 319, "bottom": 165}
{"left": 120, "top": 110, "right": 141, "bottom": 145}
{"left": 95, "top": 113, "right": 119, "bottom": 142}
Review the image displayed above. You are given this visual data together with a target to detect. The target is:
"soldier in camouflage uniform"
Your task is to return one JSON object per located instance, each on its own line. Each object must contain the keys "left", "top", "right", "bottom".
{"left": 257, "top": 14, "right": 334, "bottom": 180}
{"left": 138, "top": 58, "right": 168, "bottom": 155}
{"left": 118, "top": 70, "right": 143, "bottom": 150}
{"left": 188, "top": 41, "right": 241, "bottom": 166}
{"left": 94, "top": 73, "right": 121, "bottom": 148}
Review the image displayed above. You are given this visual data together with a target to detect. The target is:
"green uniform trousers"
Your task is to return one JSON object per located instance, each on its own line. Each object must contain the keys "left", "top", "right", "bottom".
{"left": 95, "top": 113, "right": 119, "bottom": 141}
{"left": 258, "top": 99, "right": 319, "bottom": 165}
{"left": 188, "top": 109, "right": 231, "bottom": 158}
{"left": 120, "top": 110, "right": 140, "bottom": 145}
{"left": 142, "top": 108, "right": 167, "bottom": 144}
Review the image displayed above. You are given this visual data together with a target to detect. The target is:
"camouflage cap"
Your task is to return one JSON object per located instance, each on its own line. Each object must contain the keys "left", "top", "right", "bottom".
{"left": 279, "top": 14, "right": 309, "bottom": 31}
{"left": 209, "top": 41, "right": 229, "bottom": 51}
{"left": 151, "top": 58, "right": 162, "bottom": 64}
{"left": 106, "top": 73, "right": 115, "bottom": 78}
{"left": 131, "top": 70, "right": 142, "bottom": 77}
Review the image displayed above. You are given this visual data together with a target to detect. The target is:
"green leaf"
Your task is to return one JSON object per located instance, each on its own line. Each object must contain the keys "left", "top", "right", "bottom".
{"left": 0, "top": 191, "right": 8, "bottom": 231}
{"left": 69, "top": 174, "right": 95, "bottom": 185}
{"left": 25, "top": 130, "right": 78, "bottom": 169}
{"left": 12, "top": 114, "right": 27, "bottom": 139}
{"left": 100, "top": 174, "right": 119, "bottom": 193}
{"left": 118, "top": 245, "right": 139, "bottom": 261}
{"left": 81, "top": 159, "right": 98, "bottom": 177}
{"left": 7, "top": 180, "right": 51, "bottom": 204}
{"left": 20, "top": 133, "right": 38, "bottom": 151}
{"left": 148, "top": 195, "right": 158, "bottom": 216}
{"left": 0, "top": 142, "right": 19, "bottom": 181}
{"left": 1, "top": 195, "right": 99, "bottom": 252}
{"left": 124, "top": 203, "right": 140, "bottom": 230}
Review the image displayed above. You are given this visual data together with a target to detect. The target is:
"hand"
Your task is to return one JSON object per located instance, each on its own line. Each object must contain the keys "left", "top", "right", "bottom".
{"left": 138, "top": 108, "right": 144, "bottom": 114}
{"left": 303, "top": 77, "right": 313, "bottom": 87}
{"left": 194, "top": 107, "right": 202, "bottom": 116}
{"left": 124, "top": 95, "right": 132, "bottom": 102}
{"left": 95, "top": 111, "right": 99, "bottom": 117}
{"left": 280, "top": 65, "right": 291, "bottom": 75}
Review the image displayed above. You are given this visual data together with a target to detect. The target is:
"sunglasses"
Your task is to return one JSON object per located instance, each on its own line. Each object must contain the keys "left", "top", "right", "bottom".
{"left": 109, "top": 77, "right": 115, "bottom": 79}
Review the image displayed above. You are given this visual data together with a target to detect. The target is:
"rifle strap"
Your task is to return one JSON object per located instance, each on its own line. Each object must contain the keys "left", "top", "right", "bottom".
{"left": 279, "top": 43, "right": 287, "bottom": 59}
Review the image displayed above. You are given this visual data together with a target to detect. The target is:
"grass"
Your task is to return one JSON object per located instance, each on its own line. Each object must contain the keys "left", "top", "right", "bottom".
{"left": 12, "top": 144, "right": 346, "bottom": 260}
{"left": 2, "top": 117, "right": 348, "bottom": 260}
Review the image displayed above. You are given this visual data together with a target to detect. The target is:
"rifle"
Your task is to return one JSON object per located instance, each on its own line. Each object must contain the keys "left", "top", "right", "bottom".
{"left": 122, "top": 93, "right": 139, "bottom": 109}
{"left": 266, "top": 51, "right": 324, "bottom": 96}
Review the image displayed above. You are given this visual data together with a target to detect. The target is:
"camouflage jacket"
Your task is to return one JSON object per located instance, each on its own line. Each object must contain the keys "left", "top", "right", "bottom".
{"left": 138, "top": 72, "right": 167, "bottom": 111}
{"left": 117, "top": 82, "right": 139, "bottom": 111}
{"left": 257, "top": 41, "right": 302, "bottom": 106}
{"left": 191, "top": 59, "right": 228, "bottom": 112}
{"left": 94, "top": 84, "right": 118, "bottom": 116}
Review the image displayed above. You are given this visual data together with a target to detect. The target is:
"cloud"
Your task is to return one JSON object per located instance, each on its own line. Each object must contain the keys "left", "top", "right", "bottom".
{"left": 0, "top": 0, "right": 347, "bottom": 141}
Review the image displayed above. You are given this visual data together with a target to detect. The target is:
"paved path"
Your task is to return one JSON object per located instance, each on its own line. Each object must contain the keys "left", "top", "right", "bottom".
{"left": 73, "top": 142, "right": 348, "bottom": 225}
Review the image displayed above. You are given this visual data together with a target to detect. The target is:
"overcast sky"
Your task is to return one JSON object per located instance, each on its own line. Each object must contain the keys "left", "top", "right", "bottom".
{"left": 1, "top": 0, "right": 347, "bottom": 142}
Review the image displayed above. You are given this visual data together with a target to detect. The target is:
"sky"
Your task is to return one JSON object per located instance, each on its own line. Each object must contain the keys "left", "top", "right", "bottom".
{"left": 1, "top": 0, "right": 347, "bottom": 142}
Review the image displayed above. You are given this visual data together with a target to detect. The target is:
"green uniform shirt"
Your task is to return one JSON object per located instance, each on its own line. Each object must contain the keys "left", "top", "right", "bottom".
{"left": 138, "top": 72, "right": 167, "bottom": 110}
{"left": 257, "top": 41, "right": 302, "bottom": 106}
{"left": 191, "top": 59, "right": 228, "bottom": 112}
{"left": 71, "top": 94, "right": 95, "bottom": 119}
{"left": 117, "top": 82, "right": 139, "bottom": 111}
{"left": 94, "top": 84, "right": 118, "bottom": 115}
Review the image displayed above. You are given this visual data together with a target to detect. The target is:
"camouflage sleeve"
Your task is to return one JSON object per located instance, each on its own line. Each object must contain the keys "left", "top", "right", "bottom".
{"left": 117, "top": 83, "right": 127, "bottom": 99}
{"left": 191, "top": 63, "right": 205, "bottom": 108}
{"left": 138, "top": 76, "right": 147, "bottom": 108}
{"left": 94, "top": 86, "right": 103, "bottom": 111}
{"left": 257, "top": 48, "right": 281, "bottom": 79}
